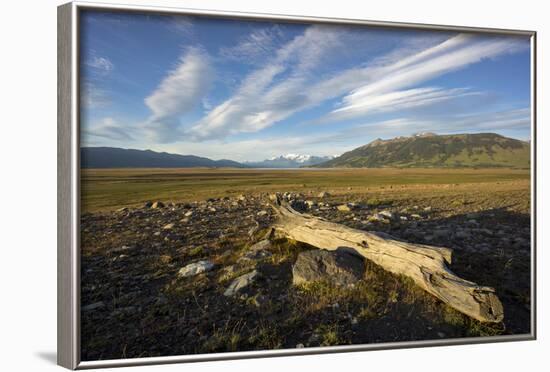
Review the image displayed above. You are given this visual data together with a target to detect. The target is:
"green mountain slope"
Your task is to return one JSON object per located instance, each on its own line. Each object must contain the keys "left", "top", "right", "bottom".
{"left": 315, "top": 133, "right": 530, "bottom": 168}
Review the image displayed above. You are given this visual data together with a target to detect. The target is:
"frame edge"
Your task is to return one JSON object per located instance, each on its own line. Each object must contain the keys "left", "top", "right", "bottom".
{"left": 58, "top": 2, "right": 78, "bottom": 370}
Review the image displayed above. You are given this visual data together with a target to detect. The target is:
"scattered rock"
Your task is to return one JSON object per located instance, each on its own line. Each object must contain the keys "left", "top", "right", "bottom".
{"left": 110, "top": 245, "right": 131, "bottom": 254}
{"left": 368, "top": 214, "right": 385, "bottom": 223}
{"left": 177, "top": 261, "right": 214, "bottom": 278}
{"left": 249, "top": 240, "right": 271, "bottom": 251}
{"left": 257, "top": 210, "right": 268, "bottom": 217}
{"left": 378, "top": 210, "right": 395, "bottom": 220}
{"left": 224, "top": 270, "right": 259, "bottom": 297}
{"left": 151, "top": 201, "right": 165, "bottom": 209}
{"left": 292, "top": 249, "right": 365, "bottom": 287}
{"left": 337, "top": 204, "right": 352, "bottom": 212}
{"left": 162, "top": 223, "right": 175, "bottom": 230}
{"left": 82, "top": 301, "right": 105, "bottom": 312}
{"left": 242, "top": 240, "right": 273, "bottom": 260}
{"left": 184, "top": 211, "right": 193, "bottom": 217}
{"left": 243, "top": 250, "right": 272, "bottom": 260}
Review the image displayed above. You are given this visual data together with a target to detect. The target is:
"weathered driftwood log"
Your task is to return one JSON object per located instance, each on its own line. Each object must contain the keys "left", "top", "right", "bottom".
{"left": 269, "top": 195, "right": 503, "bottom": 323}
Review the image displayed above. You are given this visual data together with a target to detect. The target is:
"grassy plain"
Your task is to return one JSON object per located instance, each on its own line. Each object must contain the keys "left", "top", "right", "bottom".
{"left": 81, "top": 167, "right": 530, "bottom": 212}
{"left": 80, "top": 167, "right": 531, "bottom": 358}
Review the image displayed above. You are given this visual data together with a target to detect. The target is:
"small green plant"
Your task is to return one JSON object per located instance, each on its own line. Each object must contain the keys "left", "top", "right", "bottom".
{"left": 315, "top": 324, "right": 341, "bottom": 346}
{"left": 248, "top": 322, "right": 283, "bottom": 350}
{"left": 357, "top": 307, "right": 377, "bottom": 320}
{"left": 200, "top": 322, "right": 244, "bottom": 353}
{"left": 188, "top": 246, "right": 204, "bottom": 256}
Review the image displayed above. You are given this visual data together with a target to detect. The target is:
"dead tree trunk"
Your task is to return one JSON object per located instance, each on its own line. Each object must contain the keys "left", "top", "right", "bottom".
{"left": 269, "top": 195, "right": 503, "bottom": 323}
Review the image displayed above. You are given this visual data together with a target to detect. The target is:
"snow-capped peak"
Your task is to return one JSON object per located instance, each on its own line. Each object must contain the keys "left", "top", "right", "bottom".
{"left": 269, "top": 153, "right": 313, "bottom": 163}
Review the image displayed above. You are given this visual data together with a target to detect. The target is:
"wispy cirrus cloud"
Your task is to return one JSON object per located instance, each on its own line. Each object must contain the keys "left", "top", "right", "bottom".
{"left": 186, "top": 25, "right": 347, "bottom": 140}
{"left": 166, "top": 15, "right": 195, "bottom": 36}
{"left": 329, "top": 86, "right": 483, "bottom": 120}
{"left": 81, "top": 52, "right": 115, "bottom": 108}
{"left": 320, "top": 107, "right": 532, "bottom": 143}
{"left": 185, "top": 30, "right": 526, "bottom": 142}
{"left": 80, "top": 81, "right": 111, "bottom": 108}
{"left": 144, "top": 47, "right": 213, "bottom": 142}
{"left": 86, "top": 55, "right": 114, "bottom": 74}
{"left": 219, "top": 25, "right": 285, "bottom": 64}
{"left": 82, "top": 117, "right": 133, "bottom": 143}
{"left": 326, "top": 34, "right": 526, "bottom": 121}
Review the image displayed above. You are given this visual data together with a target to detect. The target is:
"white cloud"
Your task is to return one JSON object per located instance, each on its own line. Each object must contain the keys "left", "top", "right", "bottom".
{"left": 187, "top": 25, "right": 346, "bottom": 140}
{"left": 219, "top": 25, "right": 284, "bottom": 64}
{"left": 330, "top": 86, "right": 482, "bottom": 120}
{"left": 327, "top": 34, "right": 526, "bottom": 121}
{"left": 86, "top": 55, "right": 114, "bottom": 74}
{"left": 82, "top": 117, "right": 133, "bottom": 142}
{"left": 332, "top": 108, "right": 532, "bottom": 140}
{"left": 186, "top": 30, "right": 526, "bottom": 142}
{"left": 82, "top": 52, "right": 114, "bottom": 107}
{"left": 144, "top": 47, "right": 213, "bottom": 142}
{"left": 80, "top": 81, "right": 111, "bottom": 108}
{"left": 166, "top": 15, "right": 194, "bottom": 36}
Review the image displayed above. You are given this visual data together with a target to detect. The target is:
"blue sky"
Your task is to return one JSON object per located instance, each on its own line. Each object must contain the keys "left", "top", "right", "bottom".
{"left": 80, "top": 10, "right": 531, "bottom": 161}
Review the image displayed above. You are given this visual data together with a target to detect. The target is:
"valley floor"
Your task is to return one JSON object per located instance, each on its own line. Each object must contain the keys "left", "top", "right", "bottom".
{"left": 80, "top": 169, "right": 532, "bottom": 360}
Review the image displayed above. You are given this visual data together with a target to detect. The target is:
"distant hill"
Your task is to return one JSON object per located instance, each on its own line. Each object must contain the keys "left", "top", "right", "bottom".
{"left": 314, "top": 133, "right": 530, "bottom": 168}
{"left": 81, "top": 147, "right": 246, "bottom": 168}
{"left": 246, "top": 154, "right": 334, "bottom": 168}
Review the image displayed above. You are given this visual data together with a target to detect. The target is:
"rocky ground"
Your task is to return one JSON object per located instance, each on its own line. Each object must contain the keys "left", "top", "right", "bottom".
{"left": 81, "top": 184, "right": 531, "bottom": 361}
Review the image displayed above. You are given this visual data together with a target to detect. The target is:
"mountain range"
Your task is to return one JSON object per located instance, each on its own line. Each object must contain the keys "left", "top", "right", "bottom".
{"left": 314, "top": 132, "right": 530, "bottom": 168}
{"left": 81, "top": 133, "right": 530, "bottom": 169}
{"left": 81, "top": 147, "right": 245, "bottom": 168}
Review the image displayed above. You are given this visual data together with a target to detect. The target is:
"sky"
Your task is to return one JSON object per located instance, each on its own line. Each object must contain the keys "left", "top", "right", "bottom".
{"left": 80, "top": 10, "right": 532, "bottom": 162}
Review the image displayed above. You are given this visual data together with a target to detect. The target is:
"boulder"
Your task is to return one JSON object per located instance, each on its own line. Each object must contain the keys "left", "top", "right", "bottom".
{"left": 177, "top": 260, "right": 214, "bottom": 278}
{"left": 318, "top": 191, "right": 331, "bottom": 198}
{"left": 224, "top": 270, "right": 259, "bottom": 297}
{"left": 240, "top": 240, "right": 273, "bottom": 261}
{"left": 292, "top": 249, "right": 365, "bottom": 287}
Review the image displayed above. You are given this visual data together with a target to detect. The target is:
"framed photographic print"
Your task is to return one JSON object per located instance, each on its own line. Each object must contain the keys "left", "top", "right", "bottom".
{"left": 57, "top": 1, "right": 536, "bottom": 369}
